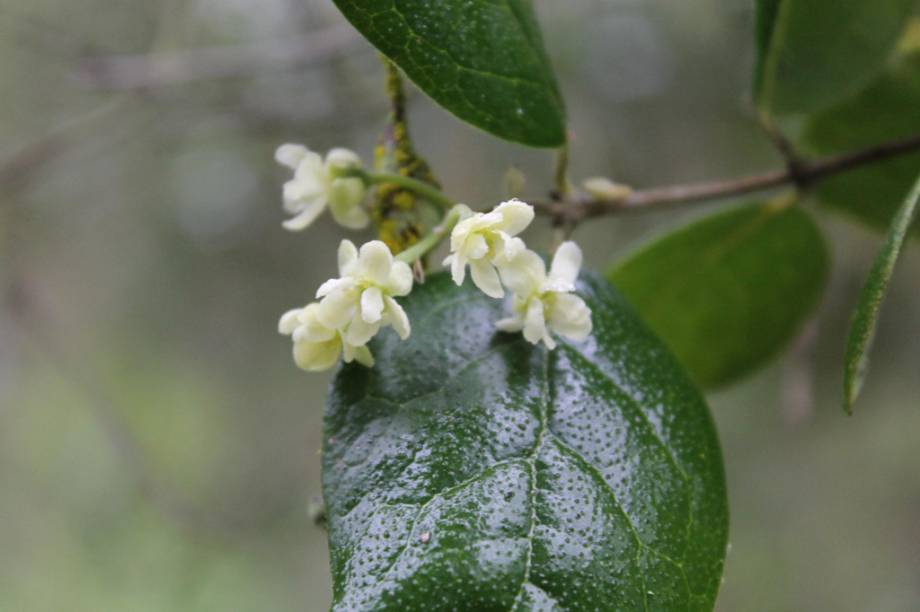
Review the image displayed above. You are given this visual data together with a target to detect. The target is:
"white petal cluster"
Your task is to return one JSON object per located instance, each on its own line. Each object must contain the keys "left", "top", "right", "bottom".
{"left": 275, "top": 144, "right": 369, "bottom": 231}
{"left": 279, "top": 240, "right": 412, "bottom": 371}
{"left": 278, "top": 303, "right": 373, "bottom": 371}
{"left": 442, "top": 199, "right": 534, "bottom": 298}
{"left": 444, "top": 200, "right": 592, "bottom": 349}
{"left": 496, "top": 241, "right": 592, "bottom": 349}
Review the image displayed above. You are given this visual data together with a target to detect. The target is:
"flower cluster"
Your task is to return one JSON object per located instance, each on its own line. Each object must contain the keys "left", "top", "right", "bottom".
{"left": 279, "top": 240, "right": 412, "bottom": 371}
{"left": 274, "top": 144, "right": 592, "bottom": 373}
{"left": 445, "top": 200, "right": 592, "bottom": 349}
{"left": 275, "top": 144, "right": 369, "bottom": 231}
{"left": 442, "top": 199, "right": 532, "bottom": 298}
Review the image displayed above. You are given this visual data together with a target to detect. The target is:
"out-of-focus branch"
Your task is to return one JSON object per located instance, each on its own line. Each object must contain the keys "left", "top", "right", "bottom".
{"left": 537, "top": 132, "right": 920, "bottom": 220}
{"left": 75, "top": 24, "right": 360, "bottom": 91}
{"left": 0, "top": 99, "right": 126, "bottom": 198}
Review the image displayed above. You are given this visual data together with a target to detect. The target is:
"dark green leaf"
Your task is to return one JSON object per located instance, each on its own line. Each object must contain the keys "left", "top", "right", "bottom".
{"left": 802, "top": 50, "right": 920, "bottom": 233}
{"left": 323, "top": 272, "right": 727, "bottom": 611}
{"left": 331, "top": 0, "right": 565, "bottom": 147}
{"left": 844, "top": 173, "right": 920, "bottom": 413}
{"left": 608, "top": 200, "right": 829, "bottom": 389}
{"left": 754, "top": 0, "right": 915, "bottom": 115}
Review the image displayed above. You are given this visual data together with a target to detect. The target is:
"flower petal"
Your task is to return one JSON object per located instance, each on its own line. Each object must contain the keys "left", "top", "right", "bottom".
{"left": 495, "top": 315, "right": 524, "bottom": 332}
{"left": 358, "top": 241, "right": 394, "bottom": 285}
{"left": 316, "top": 277, "right": 354, "bottom": 299}
{"left": 295, "top": 305, "right": 337, "bottom": 342}
{"left": 549, "top": 241, "right": 582, "bottom": 288}
{"left": 492, "top": 234, "right": 526, "bottom": 265}
{"left": 494, "top": 199, "right": 535, "bottom": 235}
{"left": 345, "top": 315, "right": 380, "bottom": 346}
{"left": 316, "top": 287, "right": 358, "bottom": 329}
{"left": 386, "top": 261, "right": 414, "bottom": 296}
{"left": 292, "top": 151, "right": 325, "bottom": 181}
{"left": 522, "top": 297, "right": 547, "bottom": 346}
{"left": 282, "top": 178, "right": 324, "bottom": 211}
{"left": 360, "top": 286, "right": 384, "bottom": 324}
{"left": 351, "top": 344, "right": 375, "bottom": 367}
{"left": 278, "top": 308, "right": 302, "bottom": 335}
{"left": 282, "top": 198, "right": 326, "bottom": 231}
{"left": 275, "top": 144, "right": 309, "bottom": 169}
{"left": 548, "top": 293, "right": 593, "bottom": 341}
{"left": 470, "top": 259, "right": 504, "bottom": 299}
{"left": 449, "top": 253, "right": 466, "bottom": 286}
{"left": 465, "top": 233, "right": 489, "bottom": 261}
{"left": 449, "top": 217, "right": 474, "bottom": 252}
{"left": 498, "top": 248, "right": 545, "bottom": 295}
{"left": 293, "top": 337, "right": 341, "bottom": 371}
{"left": 325, "top": 147, "right": 361, "bottom": 169}
{"left": 328, "top": 178, "right": 369, "bottom": 229}
{"left": 384, "top": 296, "right": 411, "bottom": 340}
{"left": 338, "top": 240, "right": 358, "bottom": 276}
{"left": 329, "top": 200, "right": 369, "bottom": 230}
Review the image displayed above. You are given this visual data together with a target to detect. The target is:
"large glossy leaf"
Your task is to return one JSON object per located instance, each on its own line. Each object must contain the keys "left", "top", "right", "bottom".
{"left": 754, "top": 0, "right": 915, "bottom": 115}
{"left": 330, "top": 0, "right": 565, "bottom": 147}
{"left": 844, "top": 173, "right": 920, "bottom": 413}
{"left": 323, "top": 272, "right": 727, "bottom": 610}
{"left": 801, "top": 50, "right": 920, "bottom": 233}
{"left": 608, "top": 201, "right": 829, "bottom": 389}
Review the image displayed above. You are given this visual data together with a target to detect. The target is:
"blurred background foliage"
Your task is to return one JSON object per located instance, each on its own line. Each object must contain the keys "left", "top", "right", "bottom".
{"left": 1, "top": 0, "right": 919, "bottom": 610}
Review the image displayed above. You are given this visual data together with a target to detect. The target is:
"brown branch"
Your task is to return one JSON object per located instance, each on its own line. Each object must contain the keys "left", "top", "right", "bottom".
{"left": 540, "top": 132, "right": 920, "bottom": 219}
{"left": 75, "top": 24, "right": 360, "bottom": 91}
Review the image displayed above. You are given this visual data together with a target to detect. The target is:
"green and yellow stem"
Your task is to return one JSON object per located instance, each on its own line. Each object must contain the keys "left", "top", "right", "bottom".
{"left": 395, "top": 205, "right": 463, "bottom": 264}
{"left": 362, "top": 170, "right": 456, "bottom": 211}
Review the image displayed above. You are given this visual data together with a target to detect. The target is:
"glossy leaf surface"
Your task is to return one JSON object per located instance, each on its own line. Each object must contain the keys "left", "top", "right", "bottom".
{"left": 609, "top": 201, "right": 829, "bottom": 389}
{"left": 844, "top": 173, "right": 920, "bottom": 413}
{"left": 330, "top": 0, "right": 566, "bottom": 147}
{"left": 754, "top": 0, "right": 915, "bottom": 115}
{"left": 802, "top": 50, "right": 920, "bottom": 233}
{"left": 323, "top": 272, "right": 727, "bottom": 610}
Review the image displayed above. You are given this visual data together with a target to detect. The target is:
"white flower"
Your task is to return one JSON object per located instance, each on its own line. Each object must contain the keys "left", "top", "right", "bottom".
{"left": 496, "top": 241, "right": 592, "bottom": 349}
{"left": 275, "top": 144, "right": 369, "bottom": 231}
{"left": 315, "top": 240, "right": 413, "bottom": 347}
{"left": 443, "top": 199, "right": 534, "bottom": 298}
{"left": 278, "top": 303, "right": 373, "bottom": 371}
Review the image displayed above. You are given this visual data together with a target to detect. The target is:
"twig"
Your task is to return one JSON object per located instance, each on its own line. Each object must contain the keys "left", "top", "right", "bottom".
{"left": 758, "top": 110, "right": 805, "bottom": 177}
{"left": 538, "top": 132, "right": 920, "bottom": 220}
{"left": 75, "top": 24, "right": 360, "bottom": 91}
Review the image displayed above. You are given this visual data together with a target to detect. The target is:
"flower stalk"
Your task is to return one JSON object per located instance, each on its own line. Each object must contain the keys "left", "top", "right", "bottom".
{"left": 345, "top": 168, "right": 456, "bottom": 211}
{"left": 395, "top": 205, "right": 464, "bottom": 264}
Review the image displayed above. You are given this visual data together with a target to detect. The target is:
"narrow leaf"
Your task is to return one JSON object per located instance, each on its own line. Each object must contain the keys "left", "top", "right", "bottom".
{"left": 609, "top": 200, "right": 829, "bottom": 389}
{"left": 802, "top": 49, "right": 920, "bottom": 233}
{"left": 323, "top": 273, "right": 728, "bottom": 610}
{"left": 331, "top": 0, "right": 566, "bottom": 147}
{"left": 754, "top": 0, "right": 915, "bottom": 116}
{"left": 844, "top": 173, "right": 920, "bottom": 413}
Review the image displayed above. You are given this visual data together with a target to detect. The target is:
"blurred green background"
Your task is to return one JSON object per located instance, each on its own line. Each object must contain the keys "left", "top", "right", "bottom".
{"left": 1, "top": 0, "right": 918, "bottom": 610}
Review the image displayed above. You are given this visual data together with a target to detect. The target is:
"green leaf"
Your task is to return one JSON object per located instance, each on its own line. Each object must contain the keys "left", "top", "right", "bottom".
{"left": 802, "top": 50, "right": 920, "bottom": 233}
{"left": 323, "top": 273, "right": 727, "bottom": 610}
{"left": 754, "top": 0, "right": 915, "bottom": 115}
{"left": 330, "top": 0, "right": 566, "bottom": 147}
{"left": 844, "top": 173, "right": 920, "bottom": 413}
{"left": 608, "top": 200, "right": 829, "bottom": 389}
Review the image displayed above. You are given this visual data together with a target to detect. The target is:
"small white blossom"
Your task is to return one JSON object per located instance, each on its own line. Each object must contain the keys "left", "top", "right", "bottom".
{"left": 278, "top": 303, "right": 373, "bottom": 371}
{"left": 275, "top": 144, "right": 369, "bottom": 231}
{"left": 443, "top": 199, "right": 534, "bottom": 298}
{"left": 496, "top": 241, "right": 592, "bottom": 349}
{"left": 315, "top": 240, "right": 413, "bottom": 347}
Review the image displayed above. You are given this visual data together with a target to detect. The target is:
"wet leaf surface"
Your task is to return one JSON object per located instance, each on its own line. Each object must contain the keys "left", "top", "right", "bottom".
{"left": 323, "top": 272, "right": 727, "bottom": 610}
